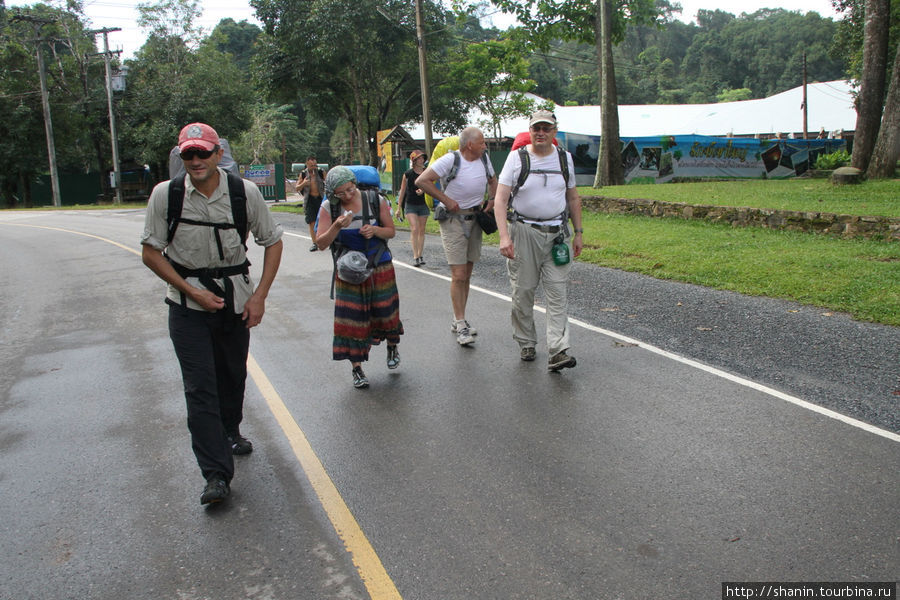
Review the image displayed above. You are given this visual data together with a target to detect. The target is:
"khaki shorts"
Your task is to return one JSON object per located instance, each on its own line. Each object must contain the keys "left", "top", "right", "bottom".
{"left": 440, "top": 214, "right": 482, "bottom": 265}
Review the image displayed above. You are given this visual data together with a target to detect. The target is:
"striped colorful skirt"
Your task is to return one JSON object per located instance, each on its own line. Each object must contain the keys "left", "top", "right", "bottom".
{"left": 333, "top": 260, "right": 404, "bottom": 363}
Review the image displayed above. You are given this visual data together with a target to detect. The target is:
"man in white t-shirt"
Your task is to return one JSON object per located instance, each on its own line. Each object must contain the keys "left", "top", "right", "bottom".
{"left": 493, "top": 110, "right": 584, "bottom": 371}
{"left": 417, "top": 127, "right": 497, "bottom": 346}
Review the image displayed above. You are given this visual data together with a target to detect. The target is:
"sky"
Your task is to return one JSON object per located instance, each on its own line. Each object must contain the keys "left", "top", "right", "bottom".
{"left": 16, "top": 0, "right": 843, "bottom": 60}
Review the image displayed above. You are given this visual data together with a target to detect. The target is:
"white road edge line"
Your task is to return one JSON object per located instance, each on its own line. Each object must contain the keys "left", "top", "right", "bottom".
{"left": 285, "top": 231, "right": 899, "bottom": 443}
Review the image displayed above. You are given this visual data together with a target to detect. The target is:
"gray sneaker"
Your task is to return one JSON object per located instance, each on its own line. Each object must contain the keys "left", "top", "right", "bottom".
{"left": 520, "top": 347, "right": 536, "bottom": 361}
{"left": 548, "top": 351, "right": 576, "bottom": 371}
{"left": 456, "top": 324, "right": 475, "bottom": 346}
{"left": 451, "top": 319, "right": 477, "bottom": 336}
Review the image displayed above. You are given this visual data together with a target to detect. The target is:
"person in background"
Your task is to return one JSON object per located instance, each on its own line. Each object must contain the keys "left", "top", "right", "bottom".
{"left": 142, "top": 122, "right": 283, "bottom": 505}
{"left": 415, "top": 127, "right": 496, "bottom": 347}
{"left": 395, "top": 149, "right": 429, "bottom": 266}
{"left": 296, "top": 155, "right": 326, "bottom": 252}
{"left": 315, "top": 166, "right": 403, "bottom": 389}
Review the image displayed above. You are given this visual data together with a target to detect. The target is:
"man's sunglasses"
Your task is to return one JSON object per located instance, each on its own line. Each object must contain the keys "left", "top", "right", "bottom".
{"left": 531, "top": 124, "right": 556, "bottom": 133}
{"left": 179, "top": 148, "right": 215, "bottom": 160}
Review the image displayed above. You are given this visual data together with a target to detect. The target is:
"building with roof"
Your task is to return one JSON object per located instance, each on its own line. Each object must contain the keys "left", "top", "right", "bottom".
{"left": 398, "top": 80, "right": 854, "bottom": 184}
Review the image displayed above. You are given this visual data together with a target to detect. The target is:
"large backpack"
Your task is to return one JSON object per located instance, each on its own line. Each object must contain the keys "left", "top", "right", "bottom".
{"left": 165, "top": 171, "right": 250, "bottom": 311}
{"left": 167, "top": 172, "right": 249, "bottom": 251}
{"left": 509, "top": 146, "right": 572, "bottom": 228}
{"left": 325, "top": 165, "right": 389, "bottom": 298}
{"left": 510, "top": 146, "right": 570, "bottom": 199}
{"left": 442, "top": 150, "right": 493, "bottom": 189}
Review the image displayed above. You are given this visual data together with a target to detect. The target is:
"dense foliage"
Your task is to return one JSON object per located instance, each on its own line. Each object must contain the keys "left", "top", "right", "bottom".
{"left": 2, "top": 0, "right": 895, "bottom": 206}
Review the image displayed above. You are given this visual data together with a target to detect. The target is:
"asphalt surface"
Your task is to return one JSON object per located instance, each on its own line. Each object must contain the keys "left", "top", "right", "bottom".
{"left": 274, "top": 209, "right": 900, "bottom": 435}
{"left": 0, "top": 208, "right": 897, "bottom": 600}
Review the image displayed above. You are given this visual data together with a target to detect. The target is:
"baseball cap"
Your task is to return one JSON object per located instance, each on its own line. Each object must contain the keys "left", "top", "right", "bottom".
{"left": 529, "top": 110, "right": 557, "bottom": 127}
{"left": 409, "top": 149, "right": 425, "bottom": 160}
{"left": 178, "top": 123, "right": 219, "bottom": 152}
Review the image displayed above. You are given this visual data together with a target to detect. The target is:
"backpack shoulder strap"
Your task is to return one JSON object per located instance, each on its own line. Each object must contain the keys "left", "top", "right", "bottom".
{"left": 481, "top": 152, "right": 492, "bottom": 180}
{"left": 557, "top": 146, "right": 570, "bottom": 186}
{"left": 225, "top": 171, "right": 248, "bottom": 248}
{"left": 166, "top": 174, "right": 187, "bottom": 243}
{"left": 511, "top": 148, "right": 530, "bottom": 198}
{"left": 444, "top": 150, "right": 461, "bottom": 186}
{"left": 362, "top": 189, "right": 381, "bottom": 225}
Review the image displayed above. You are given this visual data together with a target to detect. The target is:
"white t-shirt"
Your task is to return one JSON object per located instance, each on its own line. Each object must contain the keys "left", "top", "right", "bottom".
{"left": 498, "top": 148, "right": 575, "bottom": 225}
{"left": 429, "top": 151, "right": 495, "bottom": 210}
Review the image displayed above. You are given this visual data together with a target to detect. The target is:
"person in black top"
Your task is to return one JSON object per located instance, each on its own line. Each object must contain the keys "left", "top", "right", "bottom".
{"left": 394, "top": 149, "right": 429, "bottom": 266}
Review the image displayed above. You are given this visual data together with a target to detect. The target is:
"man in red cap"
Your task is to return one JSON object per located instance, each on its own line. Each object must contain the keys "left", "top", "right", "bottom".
{"left": 141, "top": 122, "right": 284, "bottom": 506}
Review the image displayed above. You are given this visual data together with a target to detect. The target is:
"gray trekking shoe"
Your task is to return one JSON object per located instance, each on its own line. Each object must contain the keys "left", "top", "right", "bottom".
{"left": 548, "top": 351, "right": 576, "bottom": 371}
{"left": 520, "top": 347, "right": 536, "bottom": 361}
{"left": 450, "top": 319, "right": 477, "bottom": 336}
{"left": 456, "top": 323, "right": 475, "bottom": 346}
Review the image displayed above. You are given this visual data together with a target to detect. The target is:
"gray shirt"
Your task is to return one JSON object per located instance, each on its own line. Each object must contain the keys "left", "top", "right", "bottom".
{"left": 141, "top": 168, "right": 283, "bottom": 313}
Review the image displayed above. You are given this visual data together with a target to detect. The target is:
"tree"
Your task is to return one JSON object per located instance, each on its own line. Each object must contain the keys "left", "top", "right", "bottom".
{"left": 492, "top": 0, "right": 662, "bottom": 186}
{"left": 252, "top": 0, "right": 463, "bottom": 166}
{"left": 231, "top": 103, "right": 298, "bottom": 164}
{"left": 446, "top": 36, "right": 542, "bottom": 140}
{"left": 850, "top": 0, "right": 891, "bottom": 171}
{"left": 120, "top": 0, "right": 253, "bottom": 178}
{"left": 205, "top": 18, "right": 261, "bottom": 72}
{"left": 867, "top": 41, "right": 900, "bottom": 177}
{"left": 1, "top": 2, "right": 107, "bottom": 206}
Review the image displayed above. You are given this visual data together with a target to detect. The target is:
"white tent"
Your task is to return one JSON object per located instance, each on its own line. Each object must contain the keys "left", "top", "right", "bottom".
{"left": 405, "top": 80, "right": 856, "bottom": 140}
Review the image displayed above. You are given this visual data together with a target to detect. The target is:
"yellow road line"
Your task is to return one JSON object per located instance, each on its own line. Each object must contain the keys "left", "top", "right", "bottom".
{"left": 247, "top": 356, "right": 402, "bottom": 599}
{"left": 4, "top": 223, "right": 402, "bottom": 598}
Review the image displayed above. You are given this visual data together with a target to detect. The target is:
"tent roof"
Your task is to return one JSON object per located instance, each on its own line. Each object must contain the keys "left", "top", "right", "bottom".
{"left": 404, "top": 80, "right": 857, "bottom": 140}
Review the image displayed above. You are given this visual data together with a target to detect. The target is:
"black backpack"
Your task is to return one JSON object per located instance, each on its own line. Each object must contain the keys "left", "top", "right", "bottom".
{"left": 510, "top": 146, "right": 570, "bottom": 199}
{"left": 167, "top": 172, "right": 249, "bottom": 254}
{"left": 165, "top": 172, "right": 251, "bottom": 312}
{"left": 327, "top": 189, "right": 387, "bottom": 299}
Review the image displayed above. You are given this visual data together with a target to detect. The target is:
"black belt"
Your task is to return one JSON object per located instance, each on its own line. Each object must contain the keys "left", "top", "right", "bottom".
{"left": 516, "top": 218, "right": 560, "bottom": 233}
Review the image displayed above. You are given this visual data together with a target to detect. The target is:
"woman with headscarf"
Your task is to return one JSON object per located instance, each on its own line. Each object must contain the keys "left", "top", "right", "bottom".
{"left": 394, "top": 149, "right": 429, "bottom": 266}
{"left": 316, "top": 166, "right": 404, "bottom": 389}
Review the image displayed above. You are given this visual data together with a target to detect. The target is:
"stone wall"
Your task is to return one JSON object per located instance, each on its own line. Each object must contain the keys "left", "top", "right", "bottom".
{"left": 582, "top": 196, "right": 900, "bottom": 241}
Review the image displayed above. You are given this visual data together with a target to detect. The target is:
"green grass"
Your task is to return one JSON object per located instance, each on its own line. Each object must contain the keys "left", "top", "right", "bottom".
{"left": 576, "top": 213, "right": 900, "bottom": 326}
{"left": 579, "top": 179, "right": 900, "bottom": 217}
{"left": 48, "top": 182, "right": 896, "bottom": 327}
{"left": 361, "top": 180, "right": 899, "bottom": 327}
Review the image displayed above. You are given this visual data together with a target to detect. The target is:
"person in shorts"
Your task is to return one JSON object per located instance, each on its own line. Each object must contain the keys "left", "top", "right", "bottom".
{"left": 395, "top": 149, "right": 429, "bottom": 266}
{"left": 416, "top": 127, "right": 496, "bottom": 347}
{"left": 295, "top": 155, "right": 325, "bottom": 251}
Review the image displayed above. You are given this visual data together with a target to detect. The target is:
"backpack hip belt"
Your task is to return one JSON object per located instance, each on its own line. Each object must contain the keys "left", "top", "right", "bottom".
{"left": 168, "top": 258, "right": 251, "bottom": 317}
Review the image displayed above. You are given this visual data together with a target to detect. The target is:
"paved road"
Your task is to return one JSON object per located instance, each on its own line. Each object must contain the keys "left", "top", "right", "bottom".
{"left": 1, "top": 209, "right": 897, "bottom": 600}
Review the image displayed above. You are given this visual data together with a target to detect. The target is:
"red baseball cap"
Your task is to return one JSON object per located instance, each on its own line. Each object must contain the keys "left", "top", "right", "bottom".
{"left": 178, "top": 123, "right": 219, "bottom": 152}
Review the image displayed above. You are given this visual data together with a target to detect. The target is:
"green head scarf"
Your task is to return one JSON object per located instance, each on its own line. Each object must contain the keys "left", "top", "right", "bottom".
{"left": 324, "top": 166, "right": 356, "bottom": 204}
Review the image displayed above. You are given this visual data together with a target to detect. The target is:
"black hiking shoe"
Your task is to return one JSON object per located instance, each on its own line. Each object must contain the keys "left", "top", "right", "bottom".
{"left": 200, "top": 474, "right": 230, "bottom": 505}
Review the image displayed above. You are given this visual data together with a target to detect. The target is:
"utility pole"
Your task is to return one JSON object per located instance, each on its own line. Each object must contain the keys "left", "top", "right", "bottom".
{"left": 802, "top": 52, "right": 809, "bottom": 140}
{"left": 414, "top": 0, "right": 434, "bottom": 158}
{"left": 90, "top": 28, "right": 123, "bottom": 204}
{"left": 17, "top": 16, "right": 62, "bottom": 206}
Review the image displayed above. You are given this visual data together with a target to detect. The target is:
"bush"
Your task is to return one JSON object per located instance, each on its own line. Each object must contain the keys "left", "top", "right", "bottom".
{"left": 814, "top": 150, "right": 851, "bottom": 170}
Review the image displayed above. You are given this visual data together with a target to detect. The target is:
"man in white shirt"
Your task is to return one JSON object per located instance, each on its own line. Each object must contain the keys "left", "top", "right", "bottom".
{"left": 493, "top": 111, "right": 584, "bottom": 371}
{"left": 416, "top": 127, "right": 497, "bottom": 346}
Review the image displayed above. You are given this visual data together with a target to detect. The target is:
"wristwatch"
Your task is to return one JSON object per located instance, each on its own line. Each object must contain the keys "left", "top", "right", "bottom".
{"left": 574, "top": 228, "right": 584, "bottom": 233}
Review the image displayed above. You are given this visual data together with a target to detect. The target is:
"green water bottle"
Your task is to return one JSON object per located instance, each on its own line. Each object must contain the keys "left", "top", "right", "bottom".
{"left": 552, "top": 240, "right": 570, "bottom": 265}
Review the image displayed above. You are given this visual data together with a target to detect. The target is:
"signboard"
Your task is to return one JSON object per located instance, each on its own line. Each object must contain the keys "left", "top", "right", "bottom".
{"left": 241, "top": 164, "right": 276, "bottom": 186}
{"left": 557, "top": 133, "right": 848, "bottom": 184}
